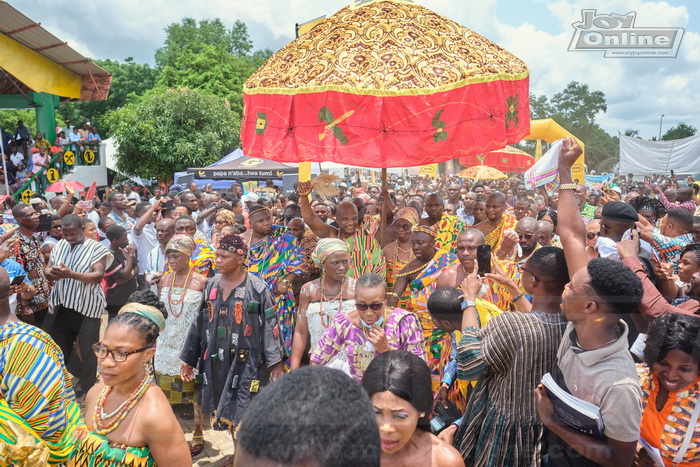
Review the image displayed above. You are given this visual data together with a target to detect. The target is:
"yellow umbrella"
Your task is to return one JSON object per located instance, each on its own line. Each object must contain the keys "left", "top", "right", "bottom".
{"left": 457, "top": 165, "right": 507, "bottom": 180}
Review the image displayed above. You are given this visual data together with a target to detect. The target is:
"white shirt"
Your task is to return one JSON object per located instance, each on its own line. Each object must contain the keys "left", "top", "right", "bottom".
{"left": 132, "top": 223, "right": 157, "bottom": 274}
{"left": 10, "top": 152, "right": 24, "bottom": 166}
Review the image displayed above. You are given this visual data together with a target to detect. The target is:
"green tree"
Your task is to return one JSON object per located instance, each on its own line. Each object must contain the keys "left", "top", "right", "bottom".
{"left": 105, "top": 87, "right": 240, "bottom": 182}
{"left": 0, "top": 110, "right": 37, "bottom": 139}
{"left": 662, "top": 122, "right": 697, "bottom": 141}
{"left": 530, "top": 81, "right": 615, "bottom": 171}
{"left": 155, "top": 18, "right": 253, "bottom": 70}
{"left": 58, "top": 57, "right": 159, "bottom": 136}
{"left": 156, "top": 18, "right": 272, "bottom": 115}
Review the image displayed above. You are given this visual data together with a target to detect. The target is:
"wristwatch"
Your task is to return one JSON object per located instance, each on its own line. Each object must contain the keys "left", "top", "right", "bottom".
{"left": 461, "top": 300, "right": 477, "bottom": 310}
{"left": 559, "top": 183, "right": 577, "bottom": 190}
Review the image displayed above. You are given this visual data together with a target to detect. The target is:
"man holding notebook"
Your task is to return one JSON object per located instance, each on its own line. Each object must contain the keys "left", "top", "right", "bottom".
{"left": 535, "top": 138, "right": 644, "bottom": 467}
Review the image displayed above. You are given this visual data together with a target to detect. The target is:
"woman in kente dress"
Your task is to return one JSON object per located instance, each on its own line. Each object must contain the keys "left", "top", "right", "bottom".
{"left": 69, "top": 303, "right": 189, "bottom": 467}
{"left": 290, "top": 238, "right": 357, "bottom": 373}
{"left": 180, "top": 234, "right": 284, "bottom": 466}
{"left": 384, "top": 207, "right": 418, "bottom": 308}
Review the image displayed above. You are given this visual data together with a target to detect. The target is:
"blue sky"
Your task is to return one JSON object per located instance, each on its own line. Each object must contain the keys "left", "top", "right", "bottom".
{"left": 14, "top": 0, "right": 700, "bottom": 140}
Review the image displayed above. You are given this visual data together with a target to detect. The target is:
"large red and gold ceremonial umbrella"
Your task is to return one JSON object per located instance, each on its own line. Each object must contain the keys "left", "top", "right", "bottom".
{"left": 458, "top": 145, "right": 535, "bottom": 173}
{"left": 241, "top": 0, "right": 530, "bottom": 168}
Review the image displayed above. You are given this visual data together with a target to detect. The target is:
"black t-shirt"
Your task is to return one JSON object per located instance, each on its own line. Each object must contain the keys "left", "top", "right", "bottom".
{"left": 104, "top": 249, "right": 137, "bottom": 307}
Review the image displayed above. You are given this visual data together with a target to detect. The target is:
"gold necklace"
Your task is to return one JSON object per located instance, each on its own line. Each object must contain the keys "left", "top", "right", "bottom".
{"left": 395, "top": 261, "right": 429, "bottom": 278}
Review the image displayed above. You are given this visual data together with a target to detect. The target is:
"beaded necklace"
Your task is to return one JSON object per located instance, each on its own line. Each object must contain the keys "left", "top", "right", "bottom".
{"left": 319, "top": 275, "right": 345, "bottom": 328}
{"left": 395, "top": 260, "right": 429, "bottom": 278}
{"left": 167, "top": 267, "right": 194, "bottom": 317}
{"left": 93, "top": 373, "right": 152, "bottom": 435}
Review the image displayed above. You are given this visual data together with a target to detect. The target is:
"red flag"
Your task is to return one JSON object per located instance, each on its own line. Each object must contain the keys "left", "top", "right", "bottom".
{"left": 85, "top": 181, "right": 97, "bottom": 201}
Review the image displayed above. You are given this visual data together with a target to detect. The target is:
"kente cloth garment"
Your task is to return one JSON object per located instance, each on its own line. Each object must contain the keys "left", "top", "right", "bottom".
{"left": 481, "top": 259, "right": 522, "bottom": 312}
{"left": 386, "top": 244, "right": 413, "bottom": 309}
{"left": 0, "top": 322, "right": 84, "bottom": 465}
{"left": 179, "top": 274, "right": 283, "bottom": 424}
{"left": 455, "top": 311, "right": 566, "bottom": 467}
{"left": 300, "top": 300, "right": 356, "bottom": 374}
{"left": 637, "top": 364, "right": 700, "bottom": 466}
{"left": 191, "top": 237, "right": 216, "bottom": 276}
{"left": 310, "top": 308, "right": 425, "bottom": 382}
{"left": 245, "top": 224, "right": 304, "bottom": 357}
{"left": 345, "top": 229, "right": 386, "bottom": 278}
{"left": 406, "top": 252, "right": 465, "bottom": 404}
{"left": 484, "top": 212, "right": 518, "bottom": 251}
{"left": 155, "top": 288, "right": 204, "bottom": 377}
{"left": 154, "top": 373, "right": 197, "bottom": 405}
{"left": 67, "top": 432, "right": 153, "bottom": 467}
{"left": 433, "top": 214, "right": 466, "bottom": 253}
{"left": 11, "top": 231, "right": 50, "bottom": 315}
{"left": 524, "top": 140, "right": 563, "bottom": 196}
{"left": 363, "top": 214, "right": 380, "bottom": 237}
{"left": 580, "top": 203, "right": 597, "bottom": 219}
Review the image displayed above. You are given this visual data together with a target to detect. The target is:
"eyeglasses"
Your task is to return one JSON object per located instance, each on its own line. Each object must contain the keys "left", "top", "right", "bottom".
{"left": 51, "top": 224, "right": 62, "bottom": 229}
{"left": 517, "top": 233, "right": 536, "bottom": 240}
{"left": 395, "top": 223, "right": 413, "bottom": 231}
{"left": 586, "top": 232, "right": 600, "bottom": 240}
{"left": 356, "top": 302, "right": 384, "bottom": 311}
{"left": 518, "top": 264, "right": 540, "bottom": 282}
{"left": 92, "top": 343, "right": 152, "bottom": 362}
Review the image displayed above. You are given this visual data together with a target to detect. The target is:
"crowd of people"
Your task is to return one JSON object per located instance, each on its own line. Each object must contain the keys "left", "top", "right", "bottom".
{"left": 1, "top": 119, "right": 101, "bottom": 195}
{"left": 1, "top": 137, "right": 700, "bottom": 466}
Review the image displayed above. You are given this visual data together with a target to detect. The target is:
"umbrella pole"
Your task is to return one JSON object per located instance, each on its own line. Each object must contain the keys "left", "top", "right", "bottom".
{"left": 381, "top": 168, "right": 387, "bottom": 246}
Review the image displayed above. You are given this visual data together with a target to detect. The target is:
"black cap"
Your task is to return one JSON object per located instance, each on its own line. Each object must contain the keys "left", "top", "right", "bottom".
{"left": 601, "top": 201, "right": 638, "bottom": 223}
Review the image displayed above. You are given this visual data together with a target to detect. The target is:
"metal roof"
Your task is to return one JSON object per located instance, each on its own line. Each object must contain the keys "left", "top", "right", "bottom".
{"left": 0, "top": 1, "right": 111, "bottom": 100}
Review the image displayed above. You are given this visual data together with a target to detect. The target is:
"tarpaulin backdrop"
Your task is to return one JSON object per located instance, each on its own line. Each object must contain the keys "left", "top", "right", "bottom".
{"left": 619, "top": 133, "right": 700, "bottom": 176}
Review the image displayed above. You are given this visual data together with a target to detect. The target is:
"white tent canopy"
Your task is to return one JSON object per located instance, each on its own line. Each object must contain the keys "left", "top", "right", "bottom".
{"left": 619, "top": 134, "right": 700, "bottom": 176}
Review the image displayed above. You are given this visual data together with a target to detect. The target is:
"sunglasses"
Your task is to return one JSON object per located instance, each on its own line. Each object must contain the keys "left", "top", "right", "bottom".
{"left": 356, "top": 302, "right": 384, "bottom": 311}
{"left": 518, "top": 264, "right": 540, "bottom": 282}
{"left": 517, "top": 233, "right": 536, "bottom": 240}
{"left": 586, "top": 232, "right": 600, "bottom": 240}
{"left": 92, "top": 343, "right": 152, "bottom": 362}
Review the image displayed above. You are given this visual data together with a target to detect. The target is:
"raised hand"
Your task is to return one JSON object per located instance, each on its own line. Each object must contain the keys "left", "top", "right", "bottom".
{"left": 558, "top": 137, "right": 583, "bottom": 169}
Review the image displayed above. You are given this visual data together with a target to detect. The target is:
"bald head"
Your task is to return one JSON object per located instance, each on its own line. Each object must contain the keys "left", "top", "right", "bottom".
{"left": 536, "top": 220, "right": 554, "bottom": 246}
{"left": 487, "top": 192, "right": 506, "bottom": 204}
{"left": 336, "top": 202, "right": 359, "bottom": 236}
{"left": 677, "top": 186, "right": 693, "bottom": 202}
{"left": 516, "top": 217, "right": 538, "bottom": 231}
{"left": 457, "top": 228, "right": 485, "bottom": 243}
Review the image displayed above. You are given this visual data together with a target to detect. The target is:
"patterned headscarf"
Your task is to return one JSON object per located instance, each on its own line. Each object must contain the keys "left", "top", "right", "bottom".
{"left": 166, "top": 234, "right": 195, "bottom": 257}
{"left": 394, "top": 207, "right": 419, "bottom": 227}
{"left": 219, "top": 234, "right": 248, "bottom": 256}
{"left": 118, "top": 303, "right": 166, "bottom": 331}
{"left": 311, "top": 238, "right": 349, "bottom": 265}
{"left": 412, "top": 225, "right": 436, "bottom": 238}
{"left": 215, "top": 209, "right": 236, "bottom": 226}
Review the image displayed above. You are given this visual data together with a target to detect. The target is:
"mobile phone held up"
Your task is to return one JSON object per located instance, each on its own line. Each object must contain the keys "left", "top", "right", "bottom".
{"left": 10, "top": 274, "right": 26, "bottom": 286}
{"left": 476, "top": 244, "right": 491, "bottom": 275}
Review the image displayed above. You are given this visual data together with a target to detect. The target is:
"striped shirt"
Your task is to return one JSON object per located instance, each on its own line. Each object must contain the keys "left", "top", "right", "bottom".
{"left": 49, "top": 238, "right": 113, "bottom": 318}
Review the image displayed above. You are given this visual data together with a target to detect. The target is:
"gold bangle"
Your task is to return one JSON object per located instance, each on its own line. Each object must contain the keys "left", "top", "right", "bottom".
{"left": 387, "top": 292, "right": 400, "bottom": 299}
{"left": 559, "top": 183, "right": 577, "bottom": 190}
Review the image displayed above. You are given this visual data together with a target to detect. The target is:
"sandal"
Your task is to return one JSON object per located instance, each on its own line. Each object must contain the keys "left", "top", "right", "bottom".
{"left": 190, "top": 434, "right": 204, "bottom": 457}
{"left": 220, "top": 455, "right": 234, "bottom": 467}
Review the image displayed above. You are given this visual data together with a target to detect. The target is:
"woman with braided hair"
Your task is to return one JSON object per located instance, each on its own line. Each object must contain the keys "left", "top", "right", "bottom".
{"left": 69, "top": 294, "right": 190, "bottom": 467}
{"left": 629, "top": 195, "right": 667, "bottom": 227}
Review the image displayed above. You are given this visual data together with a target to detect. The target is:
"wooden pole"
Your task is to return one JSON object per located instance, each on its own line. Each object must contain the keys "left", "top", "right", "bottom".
{"left": 381, "top": 168, "right": 387, "bottom": 246}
